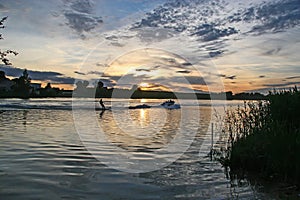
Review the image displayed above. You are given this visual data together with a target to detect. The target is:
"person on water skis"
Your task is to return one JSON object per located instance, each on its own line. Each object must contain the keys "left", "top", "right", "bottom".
{"left": 99, "top": 99, "right": 106, "bottom": 109}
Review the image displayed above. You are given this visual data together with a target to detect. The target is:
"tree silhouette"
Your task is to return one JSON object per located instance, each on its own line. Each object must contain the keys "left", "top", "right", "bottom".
{"left": 75, "top": 80, "right": 89, "bottom": 90}
{"left": 12, "top": 69, "right": 32, "bottom": 98}
{"left": 0, "top": 16, "right": 18, "bottom": 65}
{"left": 45, "top": 82, "right": 52, "bottom": 89}
{"left": 83, "top": 80, "right": 89, "bottom": 88}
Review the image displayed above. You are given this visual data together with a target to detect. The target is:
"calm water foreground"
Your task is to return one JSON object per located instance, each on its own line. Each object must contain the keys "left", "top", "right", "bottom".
{"left": 0, "top": 98, "right": 269, "bottom": 199}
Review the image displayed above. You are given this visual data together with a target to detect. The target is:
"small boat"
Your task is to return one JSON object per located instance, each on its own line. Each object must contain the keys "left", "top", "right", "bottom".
{"left": 128, "top": 104, "right": 151, "bottom": 109}
{"left": 160, "top": 100, "right": 181, "bottom": 109}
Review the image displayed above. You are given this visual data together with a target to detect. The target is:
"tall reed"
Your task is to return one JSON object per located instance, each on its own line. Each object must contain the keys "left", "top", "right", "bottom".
{"left": 216, "top": 88, "right": 300, "bottom": 185}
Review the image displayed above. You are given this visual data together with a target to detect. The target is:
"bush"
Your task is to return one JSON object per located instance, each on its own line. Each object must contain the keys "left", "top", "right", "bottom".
{"left": 218, "top": 88, "right": 300, "bottom": 185}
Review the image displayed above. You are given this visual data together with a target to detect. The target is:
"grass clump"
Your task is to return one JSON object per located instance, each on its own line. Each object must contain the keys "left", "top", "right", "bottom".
{"left": 219, "top": 87, "right": 300, "bottom": 185}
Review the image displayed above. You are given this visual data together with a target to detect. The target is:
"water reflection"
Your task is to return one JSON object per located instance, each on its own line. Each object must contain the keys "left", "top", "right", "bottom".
{"left": 138, "top": 109, "right": 147, "bottom": 127}
{"left": 99, "top": 109, "right": 105, "bottom": 118}
{"left": 99, "top": 108, "right": 182, "bottom": 151}
{"left": 22, "top": 110, "right": 28, "bottom": 126}
{"left": 0, "top": 99, "right": 268, "bottom": 199}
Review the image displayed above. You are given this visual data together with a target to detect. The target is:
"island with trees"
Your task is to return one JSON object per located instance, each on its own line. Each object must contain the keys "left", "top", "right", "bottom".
{"left": 0, "top": 69, "right": 267, "bottom": 100}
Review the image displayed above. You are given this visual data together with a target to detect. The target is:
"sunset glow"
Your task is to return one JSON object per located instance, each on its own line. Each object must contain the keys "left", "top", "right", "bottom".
{"left": 139, "top": 82, "right": 150, "bottom": 89}
{"left": 0, "top": 0, "right": 298, "bottom": 94}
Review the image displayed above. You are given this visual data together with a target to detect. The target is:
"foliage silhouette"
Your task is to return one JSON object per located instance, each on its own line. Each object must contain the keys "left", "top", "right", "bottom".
{"left": 12, "top": 69, "right": 32, "bottom": 98}
{"left": 215, "top": 87, "right": 300, "bottom": 188}
{"left": 0, "top": 16, "right": 18, "bottom": 65}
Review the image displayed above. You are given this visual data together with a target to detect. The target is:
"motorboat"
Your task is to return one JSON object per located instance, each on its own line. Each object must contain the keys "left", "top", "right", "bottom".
{"left": 128, "top": 104, "right": 151, "bottom": 109}
{"left": 160, "top": 100, "right": 181, "bottom": 109}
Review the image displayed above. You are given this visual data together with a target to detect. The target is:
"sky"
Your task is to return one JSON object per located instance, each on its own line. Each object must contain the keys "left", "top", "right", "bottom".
{"left": 0, "top": 0, "right": 299, "bottom": 93}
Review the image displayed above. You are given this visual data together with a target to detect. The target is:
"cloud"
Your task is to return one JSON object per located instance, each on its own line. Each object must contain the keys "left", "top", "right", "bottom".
{"left": 46, "top": 76, "right": 75, "bottom": 84}
{"left": 101, "top": 73, "right": 150, "bottom": 86}
{"left": 229, "top": 0, "right": 300, "bottom": 34}
{"left": 87, "top": 71, "right": 103, "bottom": 75}
{"left": 218, "top": 74, "right": 226, "bottom": 78}
{"left": 0, "top": 65, "right": 75, "bottom": 84}
{"left": 249, "top": 81, "right": 300, "bottom": 94}
{"left": 74, "top": 71, "right": 85, "bottom": 75}
{"left": 192, "top": 25, "right": 238, "bottom": 42}
{"left": 225, "top": 75, "right": 236, "bottom": 80}
{"left": 101, "top": 0, "right": 299, "bottom": 64}
{"left": 262, "top": 47, "right": 282, "bottom": 56}
{"left": 286, "top": 75, "right": 300, "bottom": 80}
{"left": 125, "top": 0, "right": 240, "bottom": 59}
{"left": 176, "top": 70, "right": 191, "bottom": 74}
{"left": 132, "top": 2, "right": 238, "bottom": 43}
{"left": 140, "top": 83, "right": 171, "bottom": 91}
{"left": 74, "top": 70, "right": 104, "bottom": 76}
{"left": 64, "top": 12, "right": 102, "bottom": 32}
{"left": 110, "top": 42, "right": 124, "bottom": 47}
{"left": 105, "top": 35, "right": 118, "bottom": 41}
{"left": 102, "top": 73, "right": 121, "bottom": 80}
{"left": 263, "top": 81, "right": 300, "bottom": 87}
{"left": 67, "top": 0, "right": 93, "bottom": 13}
{"left": 96, "top": 63, "right": 108, "bottom": 67}
{"left": 0, "top": 3, "right": 8, "bottom": 12}
{"left": 206, "top": 73, "right": 236, "bottom": 80}
{"left": 134, "top": 27, "right": 175, "bottom": 43}
{"left": 209, "top": 50, "right": 223, "bottom": 58}
{"left": 182, "top": 62, "right": 192, "bottom": 66}
{"left": 3, "top": 0, "right": 299, "bottom": 94}
{"left": 182, "top": 76, "right": 207, "bottom": 85}
{"left": 136, "top": 68, "right": 151, "bottom": 72}
{"left": 62, "top": 0, "right": 103, "bottom": 39}
{"left": 207, "top": 72, "right": 235, "bottom": 79}
{"left": 101, "top": 72, "right": 208, "bottom": 91}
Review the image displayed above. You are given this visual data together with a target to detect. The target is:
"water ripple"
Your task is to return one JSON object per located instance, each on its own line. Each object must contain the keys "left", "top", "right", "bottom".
{"left": 0, "top": 99, "right": 268, "bottom": 199}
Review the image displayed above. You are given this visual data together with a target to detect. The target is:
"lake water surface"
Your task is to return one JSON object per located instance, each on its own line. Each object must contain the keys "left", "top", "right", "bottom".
{"left": 0, "top": 98, "right": 269, "bottom": 199}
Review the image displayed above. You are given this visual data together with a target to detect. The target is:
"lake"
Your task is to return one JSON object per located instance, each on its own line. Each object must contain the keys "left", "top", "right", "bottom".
{"left": 0, "top": 98, "right": 268, "bottom": 199}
